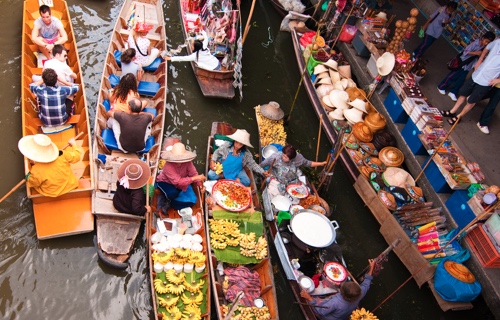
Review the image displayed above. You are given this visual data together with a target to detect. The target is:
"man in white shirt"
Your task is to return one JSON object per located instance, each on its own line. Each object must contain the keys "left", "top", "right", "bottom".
{"left": 31, "top": 5, "right": 68, "bottom": 58}
{"left": 42, "top": 45, "right": 77, "bottom": 86}
{"left": 446, "top": 38, "right": 500, "bottom": 128}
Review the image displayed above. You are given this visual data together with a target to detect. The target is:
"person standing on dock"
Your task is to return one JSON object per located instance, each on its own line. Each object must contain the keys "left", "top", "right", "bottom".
{"left": 300, "top": 259, "right": 376, "bottom": 320}
{"left": 412, "top": 1, "right": 457, "bottom": 61}
{"left": 31, "top": 5, "right": 68, "bottom": 59}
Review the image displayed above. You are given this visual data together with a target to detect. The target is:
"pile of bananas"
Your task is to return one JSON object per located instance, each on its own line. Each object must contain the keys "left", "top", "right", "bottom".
{"left": 256, "top": 106, "right": 286, "bottom": 147}
{"left": 214, "top": 162, "right": 223, "bottom": 175}
{"left": 158, "top": 295, "right": 179, "bottom": 308}
{"left": 221, "top": 304, "right": 272, "bottom": 320}
{"left": 183, "top": 305, "right": 202, "bottom": 320}
{"left": 181, "top": 291, "right": 204, "bottom": 306}
{"left": 350, "top": 308, "right": 378, "bottom": 320}
{"left": 152, "top": 248, "right": 206, "bottom": 267}
{"left": 161, "top": 306, "right": 182, "bottom": 320}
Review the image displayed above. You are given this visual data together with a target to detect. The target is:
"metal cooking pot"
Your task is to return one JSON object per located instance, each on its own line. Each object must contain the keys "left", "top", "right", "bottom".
{"left": 262, "top": 145, "right": 279, "bottom": 160}
{"left": 288, "top": 209, "right": 339, "bottom": 248}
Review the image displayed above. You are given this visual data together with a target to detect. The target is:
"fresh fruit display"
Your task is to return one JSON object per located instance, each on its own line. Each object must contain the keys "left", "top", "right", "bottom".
{"left": 221, "top": 304, "right": 272, "bottom": 320}
{"left": 255, "top": 106, "right": 286, "bottom": 146}
{"left": 350, "top": 308, "right": 379, "bottom": 320}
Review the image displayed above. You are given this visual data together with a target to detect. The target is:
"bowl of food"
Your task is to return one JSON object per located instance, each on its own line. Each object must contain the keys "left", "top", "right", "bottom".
{"left": 286, "top": 184, "right": 309, "bottom": 199}
{"left": 289, "top": 205, "right": 304, "bottom": 215}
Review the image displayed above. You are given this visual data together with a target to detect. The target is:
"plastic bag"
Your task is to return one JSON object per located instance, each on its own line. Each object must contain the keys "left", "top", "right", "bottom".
{"left": 418, "top": 27, "right": 425, "bottom": 38}
{"left": 434, "top": 258, "right": 481, "bottom": 302}
{"left": 339, "top": 24, "right": 357, "bottom": 43}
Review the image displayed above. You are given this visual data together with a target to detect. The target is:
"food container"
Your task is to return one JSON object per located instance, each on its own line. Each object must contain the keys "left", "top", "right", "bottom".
{"left": 195, "top": 263, "right": 206, "bottom": 273}
{"left": 154, "top": 262, "right": 164, "bottom": 273}
{"left": 254, "top": 297, "right": 265, "bottom": 308}
{"left": 184, "top": 263, "right": 194, "bottom": 273}
{"left": 298, "top": 275, "right": 315, "bottom": 293}
{"left": 323, "top": 262, "right": 347, "bottom": 287}
{"left": 308, "top": 204, "right": 326, "bottom": 215}
{"left": 164, "top": 262, "right": 174, "bottom": 271}
{"left": 173, "top": 263, "right": 183, "bottom": 274}
{"left": 262, "top": 145, "right": 279, "bottom": 160}
{"left": 482, "top": 193, "right": 497, "bottom": 206}
{"left": 288, "top": 209, "right": 339, "bottom": 248}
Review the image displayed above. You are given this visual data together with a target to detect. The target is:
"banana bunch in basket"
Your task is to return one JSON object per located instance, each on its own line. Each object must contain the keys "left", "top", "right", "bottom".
{"left": 350, "top": 308, "right": 378, "bottom": 320}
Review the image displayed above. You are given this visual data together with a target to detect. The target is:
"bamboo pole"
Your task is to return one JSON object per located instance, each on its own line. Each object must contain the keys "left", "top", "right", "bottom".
{"left": 242, "top": 0, "right": 257, "bottom": 44}
{"left": 331, "top": 5, "right": 355, "bottom": 49}
{"left": 317, "top": 131, "right": 353, "bottom": 189}
{"left": 315, "top": 114, "right": 323, "bottom": 166}
{"left": 372, "top": 201, "right": 500, "bottom": 312}
{"left": 0, "top": 132, "right": 85, "bottom": 204}
{"left": 415, "top": 115, "right": 461, "bottom": 182}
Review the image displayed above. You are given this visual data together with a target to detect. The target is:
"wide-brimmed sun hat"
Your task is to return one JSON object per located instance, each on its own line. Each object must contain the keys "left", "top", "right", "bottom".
{"left": 364, "top": 112, "right": 387, "bottom": 132}
{"left": 328, "top": 108, "right": 345, "bottom": 121}
{"left": 260, "top": 101, "right": 285, "bottom": 120}
{"left": 134, "top": 22, "right": 154, "bottom": 33}
{"left": 18, "top": 134, "right": 59, "bottom": 163}
{"left": 227, "top": 129, "right": 254, "bottom": 148}
{"left": 376, "top": 52, "right": 396, "bottom": 76}
{"left": 352, "top": 122, "right": 373, "bottom": 142}
{"left": 348, "top": 98, "right": 369, "bottom": 113}
{"left": 329, "top": 90, "right": 350, "bottom": 109}
{"left": 379, "top": 146, "right": 404, "bottom": 167}
{"left": 117, "top": 159, "right": 151, "bottom": 189}
{"left": 313, "top": 64, "right": 329, "bottom": 75}
{"left": 343, "top": 108, "right": 364, "bottom": 125}
{"left": 322, "top": 59, "right": 338, "bottom": 70}
{"left": 161, "top": 142, "right": 197, "bottom": 163}
{"left": 382, "top": 167, "right": 415, "bottom": 188}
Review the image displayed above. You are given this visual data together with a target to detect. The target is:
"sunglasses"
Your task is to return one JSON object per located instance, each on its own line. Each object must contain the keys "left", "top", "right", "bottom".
{"left": 63, "top": 54, "right": 68, "bottom": 58}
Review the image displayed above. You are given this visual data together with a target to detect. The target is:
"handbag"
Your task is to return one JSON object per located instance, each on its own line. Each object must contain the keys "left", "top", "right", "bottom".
{"left": 447, "top": 53, "right": 476, "bottom": 71}
{"left": 419, "top": 7, "right": 444, "bottom": 39}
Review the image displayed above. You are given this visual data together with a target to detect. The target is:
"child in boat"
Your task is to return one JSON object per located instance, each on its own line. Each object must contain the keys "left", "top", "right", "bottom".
{"left": 300, "top": 259, "right": 375, "bottom": 320}
{"left": 18, "top": 135, "right": 81, "bottom": 197}
{"left": 165, "top": 31, "right": 221, "bottom": 71}
{"left": 127, "top": 22, "right": 161, "bottom": 68}
{"left": 120, "top": 48, "right": 143, "bottom": 82}
{"left": 156, "top": 142, "right": 206, "bottom": 210}
{"left": 113, "top": 159, "right": 151, "bottom": 216}
{"left": 208, "top": 129, "right": 269, "bottom": 187}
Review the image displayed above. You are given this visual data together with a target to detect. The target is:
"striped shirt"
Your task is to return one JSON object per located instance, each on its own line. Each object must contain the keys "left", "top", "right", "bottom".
{"left": 30, "top": 84, "right": 79, "bottom": 126}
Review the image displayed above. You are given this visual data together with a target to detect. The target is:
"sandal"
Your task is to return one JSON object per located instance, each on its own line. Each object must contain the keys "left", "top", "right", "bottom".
{"left": 440, "top": 109, "right": 456, "bottom": 117}
{"left": 447, "top": 116, "right": 460, "bottom": 125}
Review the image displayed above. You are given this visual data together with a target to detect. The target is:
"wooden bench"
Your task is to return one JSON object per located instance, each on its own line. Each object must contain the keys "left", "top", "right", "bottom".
{"left": 31, "top": 114, "right": 81, "bottom": 127}
{"left": 118, "top": 28, "right": 161, "bottom": 42}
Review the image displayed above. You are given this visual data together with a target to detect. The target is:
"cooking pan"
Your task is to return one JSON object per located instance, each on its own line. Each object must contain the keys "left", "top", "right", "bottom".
{"left": 288, "top": 209, "right": 339, "bottom": 248}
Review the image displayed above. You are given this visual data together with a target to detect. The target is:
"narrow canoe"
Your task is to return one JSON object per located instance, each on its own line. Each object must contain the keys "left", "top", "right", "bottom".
{"left": 148, "top": 138, "right": 211, "bottom": 319}
{"left": 91, "top": 0, "right": 167, "bottom": 268}
{"left": 21, "top": 0, "right": 94, "bottom": 240}
{"left": 205, "top": 122, "right": 279, "bottom": 319}
{"left": 176, "top": 0, "right": 242, "bottom": 99}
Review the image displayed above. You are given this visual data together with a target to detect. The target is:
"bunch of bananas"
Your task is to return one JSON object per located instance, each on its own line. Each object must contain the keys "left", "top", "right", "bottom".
{"left": 221, "top": 304, "right": 272, "bottom": 320}
{"left": 350, "top": 308, "right": 378, "bottom": 320}
{"left": 256, "top": 106, "right": 287, "bottom": 146}
{"left": 161, "top": 306, "right": 182, "bottom": 320}
{"left": 181, "top": 291, "right": 204, "bottom": 306}
{"left": 165, "top": 269, "right": 186, "bottom": 285}
{"left": 183, "top": 305, "right": 202, "bottom": 320}
{"left": 254, "top": 236, "right": 268, "bottom": 260}
{"left": 157, "top": 295, "right": 179, "bottom": 308}
{"left": 184, "top": 278, "right": 205, "bottom": 294}
{"left": 214, "top": 162, "right": 223, "bottom": 175}
{"left": 154, "top": 279, "right": 169, "bottom": 294}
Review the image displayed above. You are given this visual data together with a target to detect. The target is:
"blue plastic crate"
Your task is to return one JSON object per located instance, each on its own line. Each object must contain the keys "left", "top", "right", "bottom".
{"left": 401, "top": 119, "right": 427, "bottom": 155}
{"left": 384, "top": 88, "right": 408, "bottom": 123}
{"left": 446, "top": 190, "right": 475, "bottom": 229}
{"left": 422, "top": 157, "right": 452, "bottom": 194}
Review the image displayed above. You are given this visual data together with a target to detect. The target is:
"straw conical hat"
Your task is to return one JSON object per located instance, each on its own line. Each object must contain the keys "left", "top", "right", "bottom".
{"left": 18, "top": 134, "right": 59, "bottom": 163}
{"left": 322, "top": 95, "right": 335, "bottom": 109}
{"left": 227, "top": 129, "right": 254, "bottom": 148}
{"left": 316, "top": 84, "right": 334, "bottom": 98}
{"left": 329, "top": 70, "right": 341, "bottom": 83}
{"left": 260, "top": 101, "right": 285, "bottom": 120}
{"left": 328, "top": 108, "right": 345, "bottom": 121}
{"left": 314, "top": 64, "right": 329, "bottom": 75}
{"left": 322, "top": 59, "right": 338, "bottom": 70}
{"left": 329, "top": 90, "right": 350, "bottom": 109}
{"left": 343, "top": 108, "right": 364, "bottom": 125}
{"left": 346, "top": 78, "right": 357, "bottom": 88}
{"left": 348, "top": 98, "right": 368, "bottom": 113}
{"left": 317, "top": 77, "right": 333, "bottom": 86}
{"left": 376, "top": 52, "right": 396, "bottom": 76}
{"left": 382, "top": 167, "right": 415, "bottom": 187}
{"left": 161, "top": 142, "right": 197, "bottom": 162}
{"left": 338, "top": 65, "right": 352, "bottom": 79}
{"left": 316, "top": 71, "right": 330, "bottom": 80}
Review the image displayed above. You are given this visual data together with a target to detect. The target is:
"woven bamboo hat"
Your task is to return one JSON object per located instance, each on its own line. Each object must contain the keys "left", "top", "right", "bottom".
{"left": 117, "top": 159, "right": 151, "bottom": 189}
{"left": 364, "top": 112, "right": 387, "bottom": 132}
{"left": 161, "top": 142, "right": 197, "bottom": 163}
{"left": 343, "top": 108, "right": 364, "bottom": 125}
{"left": 328, "top": 109, "right": 345, "bottom": 121}
{"left": 322, "top": 59, "right": 338, "bottom": 70}
{"left": 352, "top": 122, "right": 373, "bottom": 142}
{"left": 378, "top": 190, "right": 397, "bottom": 211}
{"left": 227, "top": 129, "right": 254, "bottom": 148}
{"left": 379, "top": 146, "right": 404, "bottom": 167}
{"left": 314, "top": 64, "right": 329, "bottom": 75}
{"left": 444, "top": 261, "right": 476, "bottom": 284}
{"left": 18, "top": 134, "right": 59, "bottom": 163}
{"left": 382, "top": 167, "right": 415, "bottom": 188}
{"left": 260, "top": 101, "right": 284, "bottom": 120}
{"left": 348, "top": 98, "right": 369, "bottom": 113}
{"left": 376, "top": 52, "right": 396, "bottom": 76}
{"left": 329, "top": 90, "right": 349, "bottom": 109}
{"left": 346, "top": 87, "right": 366, "bottom": 102}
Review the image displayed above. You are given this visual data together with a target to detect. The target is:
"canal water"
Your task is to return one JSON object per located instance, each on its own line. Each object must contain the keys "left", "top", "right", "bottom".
{"left": 0, "top": 0, "right": 493, "bottom": 319}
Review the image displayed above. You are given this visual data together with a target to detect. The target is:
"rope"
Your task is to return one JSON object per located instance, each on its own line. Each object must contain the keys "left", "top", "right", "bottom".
{"left": 261, "top": 27, "right": 273, "bottom": 48}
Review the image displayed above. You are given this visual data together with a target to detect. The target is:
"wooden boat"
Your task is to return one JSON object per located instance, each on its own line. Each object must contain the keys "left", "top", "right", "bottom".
{"left": 270, "top": 0, "right": 316, "bottom": 18}
{"left": 205, "top": 122, "right": 279, "bottom": 319}
{"left": 255, "top": 106, "right": 344, "bottom": 320}
{"left": 147, "top": 137, "right": 211, "bottom": 319}
{"left": 288, "top": 27, "right": 473, "bottom": 311}
{"left": 176, "top": 0, "right": 242, "bottom": 99}
{"left": 91, "top": 0, "right": 167, "bottom": 268}
{"left": 21, "top": 0, "right": 94, "bottom": 240}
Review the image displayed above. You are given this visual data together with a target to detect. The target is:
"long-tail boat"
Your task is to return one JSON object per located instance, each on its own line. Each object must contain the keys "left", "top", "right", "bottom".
{"left": 91, "top": 0, "right": 167, "bottom": 268}
{"left": 204, "top": 122, "right": 279, "bottom": 319}
{"left": 21, "top": 0, "right": 94, "bottom": 240}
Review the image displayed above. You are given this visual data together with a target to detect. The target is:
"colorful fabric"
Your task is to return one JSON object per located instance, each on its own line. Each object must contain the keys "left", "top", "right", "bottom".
{"left": 30, "top": 83, "right": 79, "bottom": 127}
{"left": 211, "top": 145, "right": 265, "bottom": 176}
{"left": 34, "top": 16, "right": 63, "bottom": 41}
{"left": 224, "top": 266, "right": 261, "bottom": 306}
{"left": 27, "top": 146, "right": 81, "bottom": 197}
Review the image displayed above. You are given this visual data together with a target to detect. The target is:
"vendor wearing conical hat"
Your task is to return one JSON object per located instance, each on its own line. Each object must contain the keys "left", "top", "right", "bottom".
{"left": 113, "top": 159, "right": 151, "bottom": 216}
{"left": 208, "top": 129, "right": 269, "bottom": 187}
{"left": 156, "top": 142, "right": 205, "bottom": 210}
{"left": 18, "top": 134, "right": 82, "bottom": 197}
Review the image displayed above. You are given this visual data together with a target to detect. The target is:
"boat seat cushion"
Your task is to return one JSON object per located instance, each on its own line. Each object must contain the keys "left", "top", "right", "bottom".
{"left": 109, "top": 74, "right": 160, "bottom": 97}
{"left": 103, "top": 99, "right": 157, "bottom": 117}
{"left": 101, "top": 128, "right": 155, "bottom": 154}
{"left": 114, "top": 50, "right": 162, "bottom": 72}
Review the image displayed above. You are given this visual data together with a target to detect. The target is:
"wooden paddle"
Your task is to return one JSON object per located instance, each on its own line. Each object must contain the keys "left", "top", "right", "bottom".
{"left": 315, "top": 114, "right": 323, "bottom": 171}
{"left": 0, "top": 132, "right": 85, "bottom": 203}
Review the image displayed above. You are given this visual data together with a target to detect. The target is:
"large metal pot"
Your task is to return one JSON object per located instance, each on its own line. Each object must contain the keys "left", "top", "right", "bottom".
{"left": 287, "top": 209, "right": 339, "bottom": 248}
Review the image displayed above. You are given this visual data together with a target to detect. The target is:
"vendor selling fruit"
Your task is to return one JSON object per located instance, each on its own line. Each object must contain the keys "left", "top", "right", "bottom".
{"left": 260, "top": 145, "right": 327, "bottom": 185}
{"left": 208, "top": 129, "right": 269, "bottom": 186}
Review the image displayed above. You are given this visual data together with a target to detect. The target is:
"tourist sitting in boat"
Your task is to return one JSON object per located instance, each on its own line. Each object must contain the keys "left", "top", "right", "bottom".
{"left": 300, "top": 259, "right": 375, "bottom": 320}
{"left": 106, "top": 73, "right": 147, "bottom": 112}
{"left": 127, "top": 22, "right": 161, "bottom": 68}
{"left": 120, "top": 48, "right": 143, "bottom": 82}
{"left": 113, "top": 159, "right": 151, "bottom": 216}
{"left": 30, "top": 68, "right": 79, "bottom": 127}
{"left": 165, "top": 31, "right": 221, "bottom": 71}
{"left": 18, "top": 134, "right": 81, "bottom": 197}
{"left": 260, "top": 145, "right": 327, "bottom": 185}
{"left": 208, "top": 129, "right": 269, "bottom": 187}
{"left": 31, "top": 5, "right": 68, "bottom": 59}
{"left": 156, "top": 142, "right": 206, "bottom": 210}
{"left": 107, "top": 98, "right": 154, "bottom": 153}
{"left": 32, "top": 44, "right": 77, "bottom": 87}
